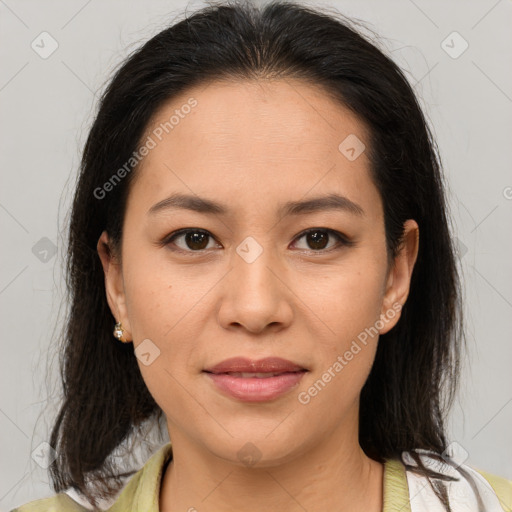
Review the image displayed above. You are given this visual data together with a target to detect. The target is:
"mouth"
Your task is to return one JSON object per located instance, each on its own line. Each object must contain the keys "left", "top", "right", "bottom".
{"left": 207, "top": 371, "right": 304, "bottom": 378}
{"left": 203, "top": 356, "right": 308, "bottom": 374}
{"left": 203, "top": 357, "right": 308, "bottom": 402}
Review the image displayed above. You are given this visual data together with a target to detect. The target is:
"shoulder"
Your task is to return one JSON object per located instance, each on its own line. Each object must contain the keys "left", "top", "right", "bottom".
{"left": 473, "top": 467, "right": 512, "bottom": 510}
{"left": 106, "top": 442, "right": 173, "bottom": 511}
{"left": 9, "top": 493, "right": 90, "bottom": 512}
{"left": 10, "top": 443, "right": 174, "bottom": 512}
{"left": 400, "top": 449, "right": 512, "bottom": 512}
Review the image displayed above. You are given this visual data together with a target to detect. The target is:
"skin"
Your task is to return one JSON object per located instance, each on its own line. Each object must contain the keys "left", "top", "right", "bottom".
{"left": 97, "top": 78, "right": 419, "bottom": 512}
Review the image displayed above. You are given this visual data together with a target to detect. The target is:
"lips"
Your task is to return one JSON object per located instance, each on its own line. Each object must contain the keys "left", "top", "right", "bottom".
{"left": 204, "top": 356, "right": 307, "bottom": 374}
{"left": 203, "top": 357, "right": 308, "bottom": 402}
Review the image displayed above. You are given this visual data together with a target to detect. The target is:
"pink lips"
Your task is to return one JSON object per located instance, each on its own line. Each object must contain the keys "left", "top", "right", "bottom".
{"left": 203, "top": 357, "right": 308, "bottom": 402}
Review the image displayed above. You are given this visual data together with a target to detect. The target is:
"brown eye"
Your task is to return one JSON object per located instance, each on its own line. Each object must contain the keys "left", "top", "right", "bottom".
{"left": 306, "top": 230, "right": 329, "bottom": 250}
{"left": 184, "top": 231, "right": 209, "bottom": 250}
{"left": 165, "top": 229, "right": 218, "bottom": 252}
{"left": 293, "top": 228, "right": 349, "bottom": 252}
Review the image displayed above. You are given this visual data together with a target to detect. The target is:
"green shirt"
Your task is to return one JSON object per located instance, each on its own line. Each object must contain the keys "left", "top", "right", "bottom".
{"left": 10, "top": 443, "right": 512, "bottom": 512}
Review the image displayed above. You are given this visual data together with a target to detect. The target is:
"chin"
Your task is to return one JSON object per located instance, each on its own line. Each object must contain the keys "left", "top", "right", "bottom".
{"left": 203, "top": 428, "right": 311, "bottom": 469}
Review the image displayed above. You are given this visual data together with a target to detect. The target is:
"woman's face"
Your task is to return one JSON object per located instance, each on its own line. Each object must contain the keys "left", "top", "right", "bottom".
{"left": 98, "top": 79, "right": 418, "bottom": 465}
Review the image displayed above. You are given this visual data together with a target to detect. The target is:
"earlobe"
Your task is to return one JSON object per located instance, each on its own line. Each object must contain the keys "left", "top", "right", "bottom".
{"left": 379, "top": 219, "right": 419, "bottom": 334}
{"left": 96, "top": 231, "right": 133, "bottom": 340}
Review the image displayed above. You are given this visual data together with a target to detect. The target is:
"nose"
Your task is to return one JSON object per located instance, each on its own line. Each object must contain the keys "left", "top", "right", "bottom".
{"left": 217, "top": 240, "right": 294, "bottom": 334}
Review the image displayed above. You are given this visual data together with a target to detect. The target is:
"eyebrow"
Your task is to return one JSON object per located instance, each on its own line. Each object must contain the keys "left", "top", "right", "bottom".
{"left": 148, "top": 192, "right": 365, "bottom": 217}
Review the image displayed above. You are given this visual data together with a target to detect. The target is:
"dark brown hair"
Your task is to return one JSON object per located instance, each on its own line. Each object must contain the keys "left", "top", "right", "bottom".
{"left": 48, "top": 1, "right": 467, "bottom": 509}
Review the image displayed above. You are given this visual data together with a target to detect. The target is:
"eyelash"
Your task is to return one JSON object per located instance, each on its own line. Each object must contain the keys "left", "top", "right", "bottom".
{"left": 161, "top": 227, "right": 354, "bottom": 254}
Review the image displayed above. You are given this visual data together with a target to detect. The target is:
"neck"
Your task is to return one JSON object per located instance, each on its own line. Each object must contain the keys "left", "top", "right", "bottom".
{"left": 159, "top": 421, "right": 383, "bottom": 512}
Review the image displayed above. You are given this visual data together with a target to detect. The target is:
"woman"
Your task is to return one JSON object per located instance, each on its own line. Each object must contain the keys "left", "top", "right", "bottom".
{"left": 12, "top": 1, "right": 511, "bottom": 511}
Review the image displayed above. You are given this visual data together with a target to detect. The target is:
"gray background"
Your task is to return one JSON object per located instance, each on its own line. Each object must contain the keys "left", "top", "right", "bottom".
{"left": 1, "top": 0, "right": 511, "bottom": 510}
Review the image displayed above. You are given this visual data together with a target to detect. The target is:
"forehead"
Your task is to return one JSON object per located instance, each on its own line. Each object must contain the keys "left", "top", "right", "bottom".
{"left": 128, "top": 78, "right": 380, "bottom": 219}
{"left": 143, "top": 78, "right": 367, "bottom": 157}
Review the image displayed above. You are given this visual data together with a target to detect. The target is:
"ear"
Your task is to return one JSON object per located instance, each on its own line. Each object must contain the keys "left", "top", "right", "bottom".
{"left": 97, "top": 230, "right": 132, "bottom": 340}
{"left": 379, "top": 219, "right": 419, "bottom": 334}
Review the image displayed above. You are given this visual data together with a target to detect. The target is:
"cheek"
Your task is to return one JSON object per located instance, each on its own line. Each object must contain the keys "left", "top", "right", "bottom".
{"left": 122, "top": 246, "right": 202, "bottom": 337}
{"left": 299, "top": 254, "right": 386, "bottom": 397}
{"left": 120, "top": 250, "right": 204, "bottom": 383}
{"left": 122, "top": 256, "right": 204, "bottom": 419}
{"left": 297, "top": 278, "right": 383, "bottom": 420}
{"left": 311, "top": 259, "right": 386, "bottom": 344}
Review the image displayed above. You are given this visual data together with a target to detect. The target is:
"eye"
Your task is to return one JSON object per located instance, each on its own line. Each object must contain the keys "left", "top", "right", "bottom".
{"left": 291, "top": 228, "right": 351, "bottom": 252}
{"left": 164, "top": 228, "right": 220, "bottom": 252}
{"left": 162, "top": 227, "right": 352, "bottom": 254}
